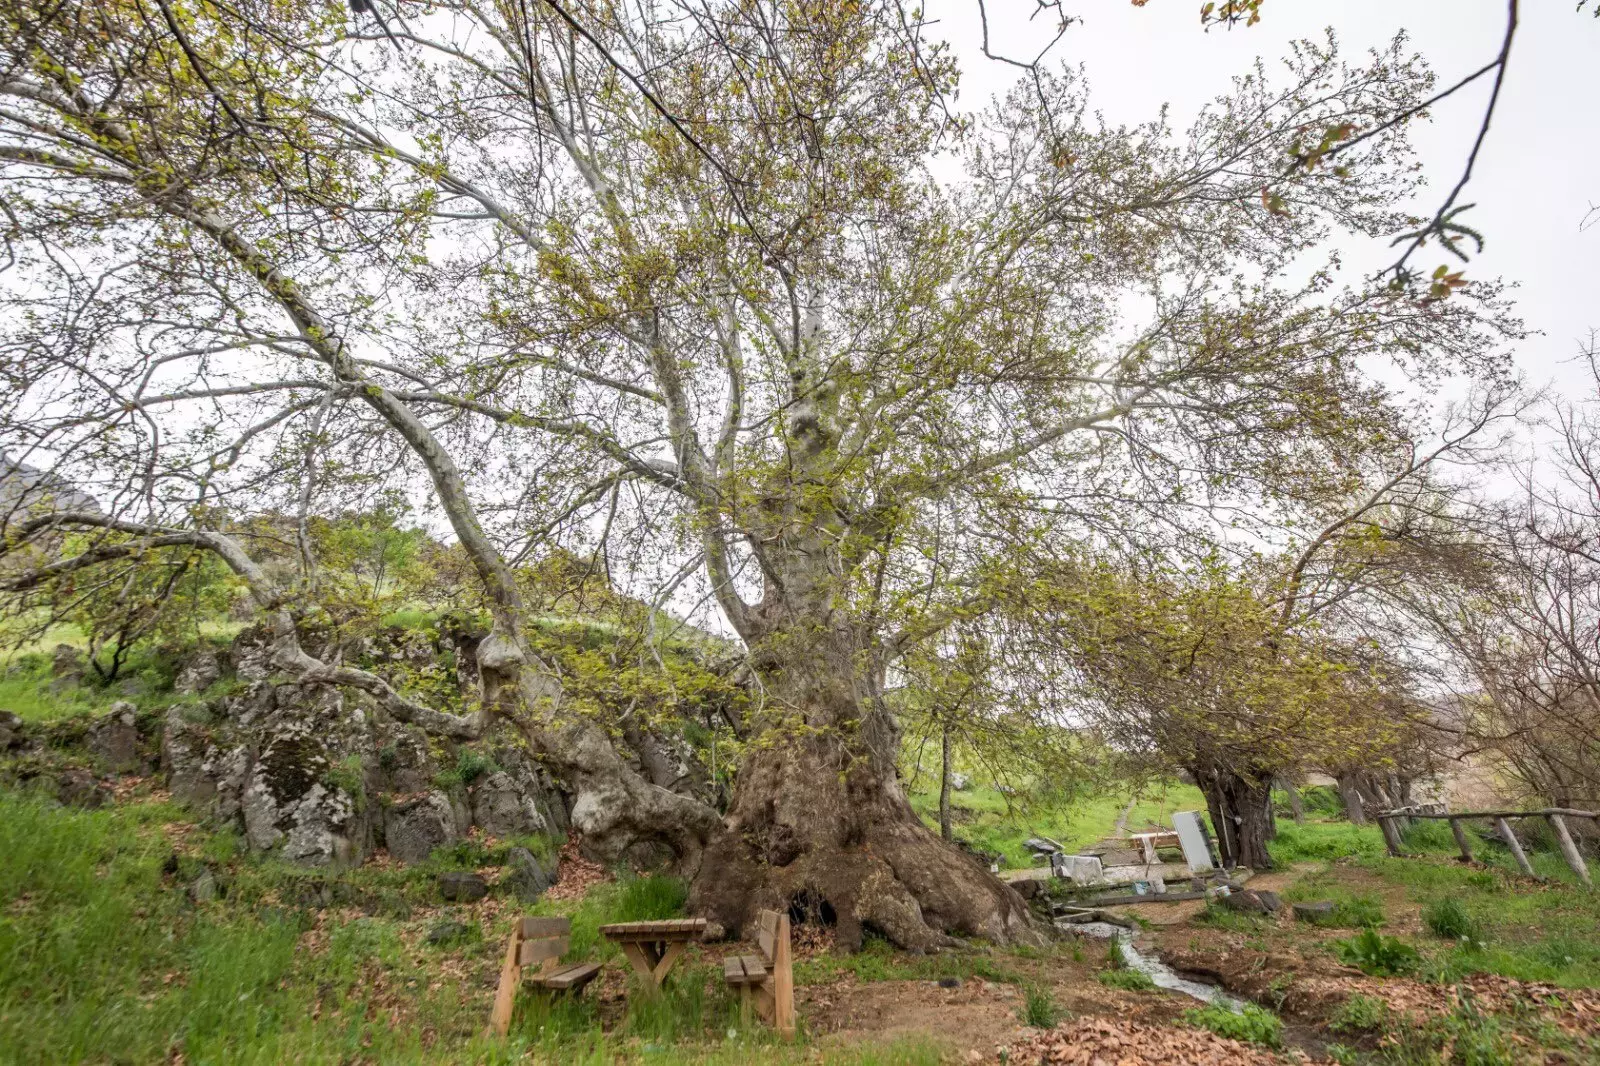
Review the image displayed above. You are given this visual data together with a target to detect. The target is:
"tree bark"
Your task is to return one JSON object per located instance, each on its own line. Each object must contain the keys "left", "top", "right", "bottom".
{"left": 939, "top": 723, "right": 953, "bottom": 844}
{"left": 1278, "top": 775, "right": 1306, "bottom": 825}
{"left": 688, "top": 619, "right": 1037, "bottom": 952}
{"left": 1195, "top": 766, "right": 1275, "bottom": 870}
{"left": 1337, "top": 771, "right": 1368, "bottom": 825}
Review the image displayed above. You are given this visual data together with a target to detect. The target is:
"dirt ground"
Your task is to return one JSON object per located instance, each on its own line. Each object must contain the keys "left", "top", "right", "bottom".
{"left": 791, "top": 860, "right": 1600, "bottom": 1062}
{"left": 798, "top": 952, "right": 1195, "bottom": 1060}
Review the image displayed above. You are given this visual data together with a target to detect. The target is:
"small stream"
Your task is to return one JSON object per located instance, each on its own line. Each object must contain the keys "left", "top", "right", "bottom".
{"left": 1059, "top": 920, "right": 1246, "bottom": 1011}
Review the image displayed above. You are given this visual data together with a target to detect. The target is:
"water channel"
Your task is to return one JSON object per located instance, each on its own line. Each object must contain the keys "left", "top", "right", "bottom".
{"left": 1060, "top": 920, "right": 1245, "bottom": 1011}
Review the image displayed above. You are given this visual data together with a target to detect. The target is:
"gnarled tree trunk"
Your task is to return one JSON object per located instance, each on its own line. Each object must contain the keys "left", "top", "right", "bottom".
{"left": 1336, "top": 770, "right": 1369, "bottom": 824}
{"left": 688, "top": 616, "right": 1036, "bottom": 951}
{"left": 1194, "top": 765, "right": 1275, "bottom": 870}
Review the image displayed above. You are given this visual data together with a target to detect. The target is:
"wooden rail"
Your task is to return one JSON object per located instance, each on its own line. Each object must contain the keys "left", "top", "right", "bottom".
{"left": 1372, "top": 806, "right": 1595, "bottom": 887}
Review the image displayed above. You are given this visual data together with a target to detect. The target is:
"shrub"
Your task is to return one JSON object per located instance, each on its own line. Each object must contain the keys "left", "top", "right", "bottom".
{"left": 1335, "top": 927, "right": 1420, "bottom": 977}
{"left": 1096, "top": 968, "right": 1156, "bottom": 992}
{"left": 1181, "top": 1002, "right": 1283, "bottom": 1049}
{"left": 1423, "top": 898, "right": 1478, "bottom": 941}
{"left": 1328, "top": 993, "right": 1391, "bottom": 1035}
{"left": 1332, "top": 895, "right": 1386, "bottom": 929}
{"left": 1019, "top": 985, "right": 1061, "bottom": 1028}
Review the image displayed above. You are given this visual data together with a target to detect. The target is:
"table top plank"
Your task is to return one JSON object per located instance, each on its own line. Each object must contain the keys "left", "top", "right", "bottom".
{"left": 598, "top": 918, "right": 708, "bottom": 941}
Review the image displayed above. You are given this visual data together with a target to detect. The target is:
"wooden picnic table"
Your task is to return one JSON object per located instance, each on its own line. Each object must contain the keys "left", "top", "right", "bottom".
{"left": 598, "top": 918, "right": 708, "bottom": 987}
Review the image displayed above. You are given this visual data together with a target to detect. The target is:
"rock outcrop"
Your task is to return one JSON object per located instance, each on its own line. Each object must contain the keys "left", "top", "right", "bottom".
{"left": 384, "top": 791, "right": 460, "bottom": 863}
{"left": 159, "top": 629, "right": 568, "bottom": 869}
{"left": 87, "top": 701, "right": 142, "bottom": 773}
{"left": 173, "top": 649, "right": 222, "bottom": 695}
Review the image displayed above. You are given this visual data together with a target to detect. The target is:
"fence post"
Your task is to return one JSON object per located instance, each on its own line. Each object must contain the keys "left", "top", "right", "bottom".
{"left": 1378, "top": 815, "right": 1406, "bottom": 857}
{"left": 1495, "top": 817, "right": 1537, "bottom": 877}
{"left": 1449, "top": 817, "right": 1473, "bottom": 863}
{"left": 1547, "top": 814, "right": 1592, "bottom": 887}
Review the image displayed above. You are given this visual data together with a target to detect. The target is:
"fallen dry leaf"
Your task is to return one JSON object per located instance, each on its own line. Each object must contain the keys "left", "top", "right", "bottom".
{"left": 989, "top": 1017, "right": 1289, "bottom": 1066}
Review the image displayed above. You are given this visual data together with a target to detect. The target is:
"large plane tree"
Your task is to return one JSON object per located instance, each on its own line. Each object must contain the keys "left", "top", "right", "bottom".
{"left": 0, "top": 0, "right": 1518, "bottom": 947}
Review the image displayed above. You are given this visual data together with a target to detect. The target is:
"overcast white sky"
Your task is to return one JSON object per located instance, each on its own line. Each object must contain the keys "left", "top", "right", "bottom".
{"left": 926, "top": 0, "right": 1600, "bottom": 403}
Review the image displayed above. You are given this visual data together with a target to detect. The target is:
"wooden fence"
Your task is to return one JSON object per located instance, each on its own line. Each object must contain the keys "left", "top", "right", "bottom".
{"left": 1374, "top": 806, "right": 1597, "bottom": 887}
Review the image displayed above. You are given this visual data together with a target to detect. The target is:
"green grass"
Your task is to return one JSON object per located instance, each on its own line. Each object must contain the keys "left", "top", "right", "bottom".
{"left": 1096, "top": 967, "right": 1156, "bottom": 992}
{"left": 1327, "top": 993, "right": 1392, "bottom": 1036}
{"left": 1194, "top": 900, "right": 1266, "bottom": 932}
{"left": 1334, "top": 927, "right": 1420, "bottom": 977}
{"left": 1019, "top": 984, "right": 1062, "bottom": 1027}
{"left": 1269, "top": 820, "right": 1388, "bottom": 864}
{"left": 1422, "top": 897, "right": 1479, "bottom": 941}
{"left": 0, "top": 785, "right": 956, "bottom": 1064}
{"left": 1272, "top": 819, "right": 1600, "bottom": 989}
{"left": 1322, "top": 991, "right": 1588, "bottom": 1066}
{"left": 794, "top": 934, "right": 1023, "bottom": 987}
{"left": 0, "top": 640, "right": 241, "bottom": 724}
{"left": 0, "top": 652, "right": 115, "bottom": 722}
{"left": 1181, "top": 1002, "right": 1283, "bottom": 1049}
{"left": 904, "top": 778, "right": 1208, "bottom": 868}
{"left": 517, "top": 869, "right": 688, "bottom": 964}
{"left": 0, "top": 789, "right": 489, "bottom": 1064}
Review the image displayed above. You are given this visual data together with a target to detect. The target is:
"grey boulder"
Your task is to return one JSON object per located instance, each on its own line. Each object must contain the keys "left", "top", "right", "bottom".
{"left": 1220, "top": 888, "right": 1282, "bottom": 915}
{"left": 56, "top": 767, "right": 110, "bottom": 808}
{"left": 503, "top": 846, "right": 554, "bottom": 902}
{"left": 87, "top": 701, "right": 142, "bottom": 773}
{"left": 437, "top": 871, "right": 488, "bottom": 902}
{"left": 385, "top": 791, "right": 458, "bottom": 864}
{"left": 470, "top": 771, "right": 549, "bottom": 838}
{"left": 1293, "top": 901, "right": 1337, "bottom": 922}
{"left": 174, "top": 649, "right": 222, "bottom": 695}
{"left": 0, "top": 710, "right": 25, "bottom": 751}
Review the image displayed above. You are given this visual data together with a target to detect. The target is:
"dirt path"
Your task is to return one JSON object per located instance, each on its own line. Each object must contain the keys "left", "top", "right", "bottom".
{"left": 1112, "top": 798, "right": 1138, "bottom": 837}
{"left": 800, "top": 951, "right": 1193, "bottom": 1060}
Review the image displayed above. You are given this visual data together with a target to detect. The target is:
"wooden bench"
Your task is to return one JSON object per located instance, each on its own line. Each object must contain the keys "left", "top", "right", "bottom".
{"left": 488, "top": 917, "right": 602, "bottom": 1037}
{"left": 722, "top": 909, "right": 795, "bottom": 1036}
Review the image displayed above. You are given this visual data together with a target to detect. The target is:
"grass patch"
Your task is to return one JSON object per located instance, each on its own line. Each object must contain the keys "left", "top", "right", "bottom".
{"left": 1334, "top": 928, "right": 1420, "bottom": 977}
{"left": 904, "top": 779, "right": 1208, "bottom": 868}
{"left": 1096, "top": 968, "right": 1156, "bottom": 992}
{"left": 1265, "top": 820, "right": 1600, "bottom": 988}
{"left": 0, "top": 788, "right": 478, "bottom": 1063}
{"left": 794, "top": 935, "right": 1022, "bottom": 987}
{"left": 525, "top": 872, "right": 689, "bottom": 963}
{"left": 1328, "top": 993, "right": 1392, "bottom": 1036}
{"left": 1019, "top": 985, "right": 1062, "bottom": 1028}
{"left": 1181, "top": 1002, "right": 1283, "bottom": 1049}
{"left": 1422, "top": 897, "right": 1479, "bottom": 941}
{"left": 1269, "top": 821, "right": 1387, "bottom": 864}
{"left": 1325, "top": 993, "right": 1558, "bottom": 1066}
{"left": 1282, "top": 870, "right": 1386, "bottom": 928}
{"left": 1194, "top": 900, "right": 1264, "bottom": 932}
{"left": 0, "top": 783, "right": 955, "bottom": 1064}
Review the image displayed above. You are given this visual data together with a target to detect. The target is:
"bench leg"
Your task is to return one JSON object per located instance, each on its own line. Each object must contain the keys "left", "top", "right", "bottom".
{"left": 754, "top": 981, "right": 776, "bottom": 1024}
{"left": 488, "top": 929, "right": 524, "bottom": 1038}
{"left": 773, "top": 915, "right": 795, "bottom": 1037}
{"left": 738, "top": 985, "right": 752, "bottom": 1028}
